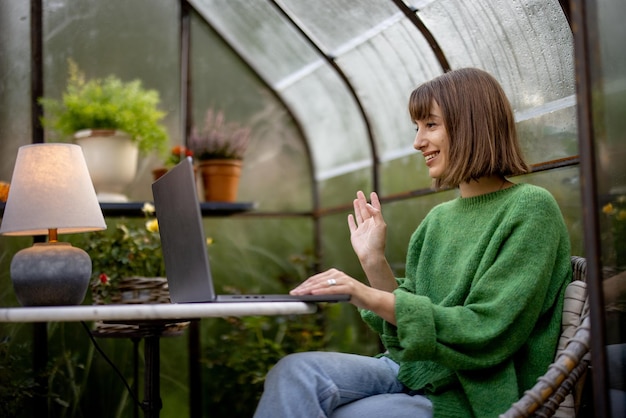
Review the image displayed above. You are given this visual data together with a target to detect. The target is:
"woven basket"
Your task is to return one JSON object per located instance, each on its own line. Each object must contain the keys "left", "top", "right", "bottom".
{"left": 91, "top": 276, "right": 189, "bottom": 337}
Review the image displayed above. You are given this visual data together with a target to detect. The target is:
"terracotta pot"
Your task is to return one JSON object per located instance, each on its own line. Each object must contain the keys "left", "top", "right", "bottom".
{"left": 197, "top": 159, "right": 242, "bottom": 202}
{"left": 152, "top": 167, "right": 168, "bottom": 181}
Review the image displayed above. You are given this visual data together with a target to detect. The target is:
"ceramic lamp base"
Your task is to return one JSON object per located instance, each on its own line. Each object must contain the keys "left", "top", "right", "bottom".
{"left": 10, "top": 242, "right": 92, "bottom": 306}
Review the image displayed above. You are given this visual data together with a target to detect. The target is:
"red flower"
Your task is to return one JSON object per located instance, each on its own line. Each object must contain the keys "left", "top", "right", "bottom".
{"left": 99, "top": 273, "right": 109, "bottom": 285}
{"left": 167, "top": 145, "right": 193, "bottom": 166}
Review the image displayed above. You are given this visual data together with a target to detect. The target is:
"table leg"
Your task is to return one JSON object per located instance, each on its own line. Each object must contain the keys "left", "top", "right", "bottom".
{"left": 142, "top": 328, "right": 163, "bottom": 418}
{"left": 33, "top": 322, "right": 48, "bottom": 417}
{"left": 189, "top": 320, "right": 202, "bottom": 417}
{"left": 132, "top": 337, "right": 140, "bottom": 418}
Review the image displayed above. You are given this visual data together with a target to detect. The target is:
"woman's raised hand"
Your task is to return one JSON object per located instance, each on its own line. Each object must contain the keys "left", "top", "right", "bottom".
{"left": 348, "top": 191, "right": 387, "bottom": 262}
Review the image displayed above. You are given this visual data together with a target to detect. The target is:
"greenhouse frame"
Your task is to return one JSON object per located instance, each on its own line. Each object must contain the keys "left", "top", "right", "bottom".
{"left": 0, "top": 0, "right": 624, "bottom": 417}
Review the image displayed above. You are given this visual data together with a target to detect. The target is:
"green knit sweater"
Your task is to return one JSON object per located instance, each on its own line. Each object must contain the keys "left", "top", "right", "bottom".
{"left": 361, "top": 183, "right": 571, "bottom": 418}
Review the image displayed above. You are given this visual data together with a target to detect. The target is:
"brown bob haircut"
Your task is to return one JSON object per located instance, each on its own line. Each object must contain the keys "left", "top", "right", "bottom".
{"left": 409, "top": 67, "right": 530, "bottom": 190}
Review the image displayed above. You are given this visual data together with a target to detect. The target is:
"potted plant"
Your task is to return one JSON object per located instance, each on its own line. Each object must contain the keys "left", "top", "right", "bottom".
{"left": 189, "top": 108, "right": 250, "bottom": 202}
{"left": 152, "top": 145, "right": 194, "bottom": 180}
{"left": 39, "top": 59, "right": 169, "bottom": 202}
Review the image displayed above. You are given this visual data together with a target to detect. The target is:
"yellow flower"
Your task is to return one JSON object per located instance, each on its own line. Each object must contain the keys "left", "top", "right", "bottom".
{"left": 617, "top": 210, "right": 626, "bottom": 221}
{"left": 206, "top": 237, "right": 214, "bottom": 246}
{"left": 142, "top": 202, "right": 156, "bottom": 215}
{"left": 603, "top": 203, "right": 615, "bottom": 215}
{"left": 145, "top": 219, "right": 159, "bottom": 233}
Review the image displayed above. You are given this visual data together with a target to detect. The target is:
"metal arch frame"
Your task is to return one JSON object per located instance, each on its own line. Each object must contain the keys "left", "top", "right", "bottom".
{"left": 265, "top": 0, "right": 381, "bottom": 196}
{"left": 182, "top": 0, "right": 325, "bottom": 265}
{"left": 570, "top": 0, "right": 610, "bottom": 416}
{"left": 182, "top": 1, "right": 457, "bottom": 221}
{"left": 268, "top": 0, "right": 453, "bottom": 194}
{"left": 181, "top": 1, "right": 314, "bottom": 192}
{"left": 178, "top": 7, "right": 323, "bottom": 413}
{"left": 26, "top": 1, "right": 606, "bottom": 415}
{"left": 389, "top": 0, "right": 451, "bottom": 72}
{"left": 558, "top": 0, "right": 572, "bottom": 26}
{"left": 26, "top": 0, "right": 590, "bottom": 257}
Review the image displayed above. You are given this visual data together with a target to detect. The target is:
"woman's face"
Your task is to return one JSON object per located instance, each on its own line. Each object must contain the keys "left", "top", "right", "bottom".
{"left": 413, "top": 100, "right": 450, "bottom": 179}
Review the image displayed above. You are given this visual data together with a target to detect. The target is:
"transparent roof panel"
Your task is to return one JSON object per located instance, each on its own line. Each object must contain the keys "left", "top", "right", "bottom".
{"left": 277, "top": 0, "right": 402, "bottom": 53}
{"left": 517, "top": 106, "right": 578, "bottom": 165}
{"left": 336, "top": 19, "right": 442, "bottom": 164}
{"left": 191, "top": 0, "right": 373, "bottom": 183}
{"left": 418, "top": 0, "right": 574, "bottom": 112}
{"left": 190, "top": 0, "right": 320, "bottom": 87}
{"left": 21, "top": 0, "right": 577, "bottom": 206}
{"left": 282, "top": 66, "right": 371, "bottom": 180}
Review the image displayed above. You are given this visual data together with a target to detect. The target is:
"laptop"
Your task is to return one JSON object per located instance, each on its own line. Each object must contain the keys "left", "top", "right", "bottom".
{"left": 152, "top": 157, "right": 350, "bottom": 304}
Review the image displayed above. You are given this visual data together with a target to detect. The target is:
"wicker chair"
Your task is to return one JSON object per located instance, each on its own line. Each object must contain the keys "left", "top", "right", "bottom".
{"left": 499, "top": 256, "right": 591, "bottom": 418}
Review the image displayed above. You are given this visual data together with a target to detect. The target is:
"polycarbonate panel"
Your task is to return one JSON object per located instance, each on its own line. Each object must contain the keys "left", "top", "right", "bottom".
{"left": 516, "top": 106, "right": 578, "bottom": 165}
{"left": 190, "top": 14, "right": 312, "bottom": 211}
{"left": 319, "top": 168, "right": 372, "bottom": 209}
{"left": 594, "top": 0, "right": 626, "bottom": 392}
{"left": 380, "top": 153, "right": 431, "bottom": 195}
{"left": 0, "top": 0, "right": 31, "bottom": 182}
{"left": 277, "top": 0, "right": 401, "bottom": 53}
{"left": 190, "top": 0, "right": 369, "bottom": 201}
{"left": 418, "top": 0, "right": 575, "bottom": 112}
{"left": 40, "top": 0, "right": 180, "bottom": 202}
{"left": 281, "top": 66, "right": 371, "bottom": 181}
{"left": 595, "top": 0, "right": 626, "bottom": 197}
{"left": 190, "top": 0, "right": 320, "bottom": 87}
{"left": 335, "top": 19, "right": 441, "bottom": 166}
{"left": 203, "top": 216, "right": 315, "bottom": 293}
{"left": 274, "top": 1, "right": 442, "bottom": 187}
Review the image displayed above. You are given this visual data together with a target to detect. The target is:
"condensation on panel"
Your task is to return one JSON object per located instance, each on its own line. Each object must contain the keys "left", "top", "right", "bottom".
{"left": 277, "top": 0, "right": 400, "bottom": 53}
{"left": 336, "top": 20, "right": 442, "bottom": 164}
{"left": 191, "top": 0, "right": 319, "bottom": 87}
{"left": 281, "top": 65, "right": 371, "bottom": 181}
{"left": 417, "top": 0, "right": 574, "bottom": 112}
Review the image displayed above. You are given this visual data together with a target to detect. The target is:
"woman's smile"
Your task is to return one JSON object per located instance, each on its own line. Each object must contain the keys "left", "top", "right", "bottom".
{"left": 423, "top": 151, "right": 440, "bottom": 166}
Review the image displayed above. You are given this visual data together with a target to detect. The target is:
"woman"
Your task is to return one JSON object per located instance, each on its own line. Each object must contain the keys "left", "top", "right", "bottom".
{"left": 253, "top": 68, "right": 572, "bottom": 418}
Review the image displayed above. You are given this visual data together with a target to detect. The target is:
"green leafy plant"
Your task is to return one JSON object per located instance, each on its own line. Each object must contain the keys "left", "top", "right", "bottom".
{"left": 201, "top": 301, "right": 334, "bottom": 417}
{"left": 39, "top": 59, "right": 169, "bottom": 155}
{"left": 75, "top": 203, "right": 165, "bottom": 303}
{"left": 189, "top": 108, "right": 250, "bottom": 160}
{"left": 0, "top": 339, "right": 39, "bottom": 417}
{"left": 200, "top": 251, "right": 339, "bottom": 417}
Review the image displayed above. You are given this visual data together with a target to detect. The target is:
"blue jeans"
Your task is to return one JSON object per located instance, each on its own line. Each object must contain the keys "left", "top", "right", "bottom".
{"left": 253, "top": 352, "right": 433, "bottom": 418}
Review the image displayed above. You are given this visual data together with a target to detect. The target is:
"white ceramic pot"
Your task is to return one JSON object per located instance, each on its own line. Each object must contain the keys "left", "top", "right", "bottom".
{"left": 74, "top": 129, "right": 139, "bottom": 202}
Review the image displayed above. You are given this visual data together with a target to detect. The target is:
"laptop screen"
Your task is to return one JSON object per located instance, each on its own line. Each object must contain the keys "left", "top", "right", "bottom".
{"left": 152, "top": 157, "right": 217, "bottom": 303}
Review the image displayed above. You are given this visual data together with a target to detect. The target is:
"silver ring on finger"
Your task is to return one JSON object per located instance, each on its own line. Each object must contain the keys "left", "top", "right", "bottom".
{"left": 327, "top": 278, "right": 337, "bottom": 286}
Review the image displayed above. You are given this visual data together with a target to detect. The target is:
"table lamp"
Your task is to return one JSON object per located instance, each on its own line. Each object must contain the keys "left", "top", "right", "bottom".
{"left": 0, "top": 143, "right": 106, "bottom": 306}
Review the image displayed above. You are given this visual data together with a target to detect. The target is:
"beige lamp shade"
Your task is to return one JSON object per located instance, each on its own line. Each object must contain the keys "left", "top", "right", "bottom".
{"left": 0, "top": 143, "right": 106, "bottom": 236}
